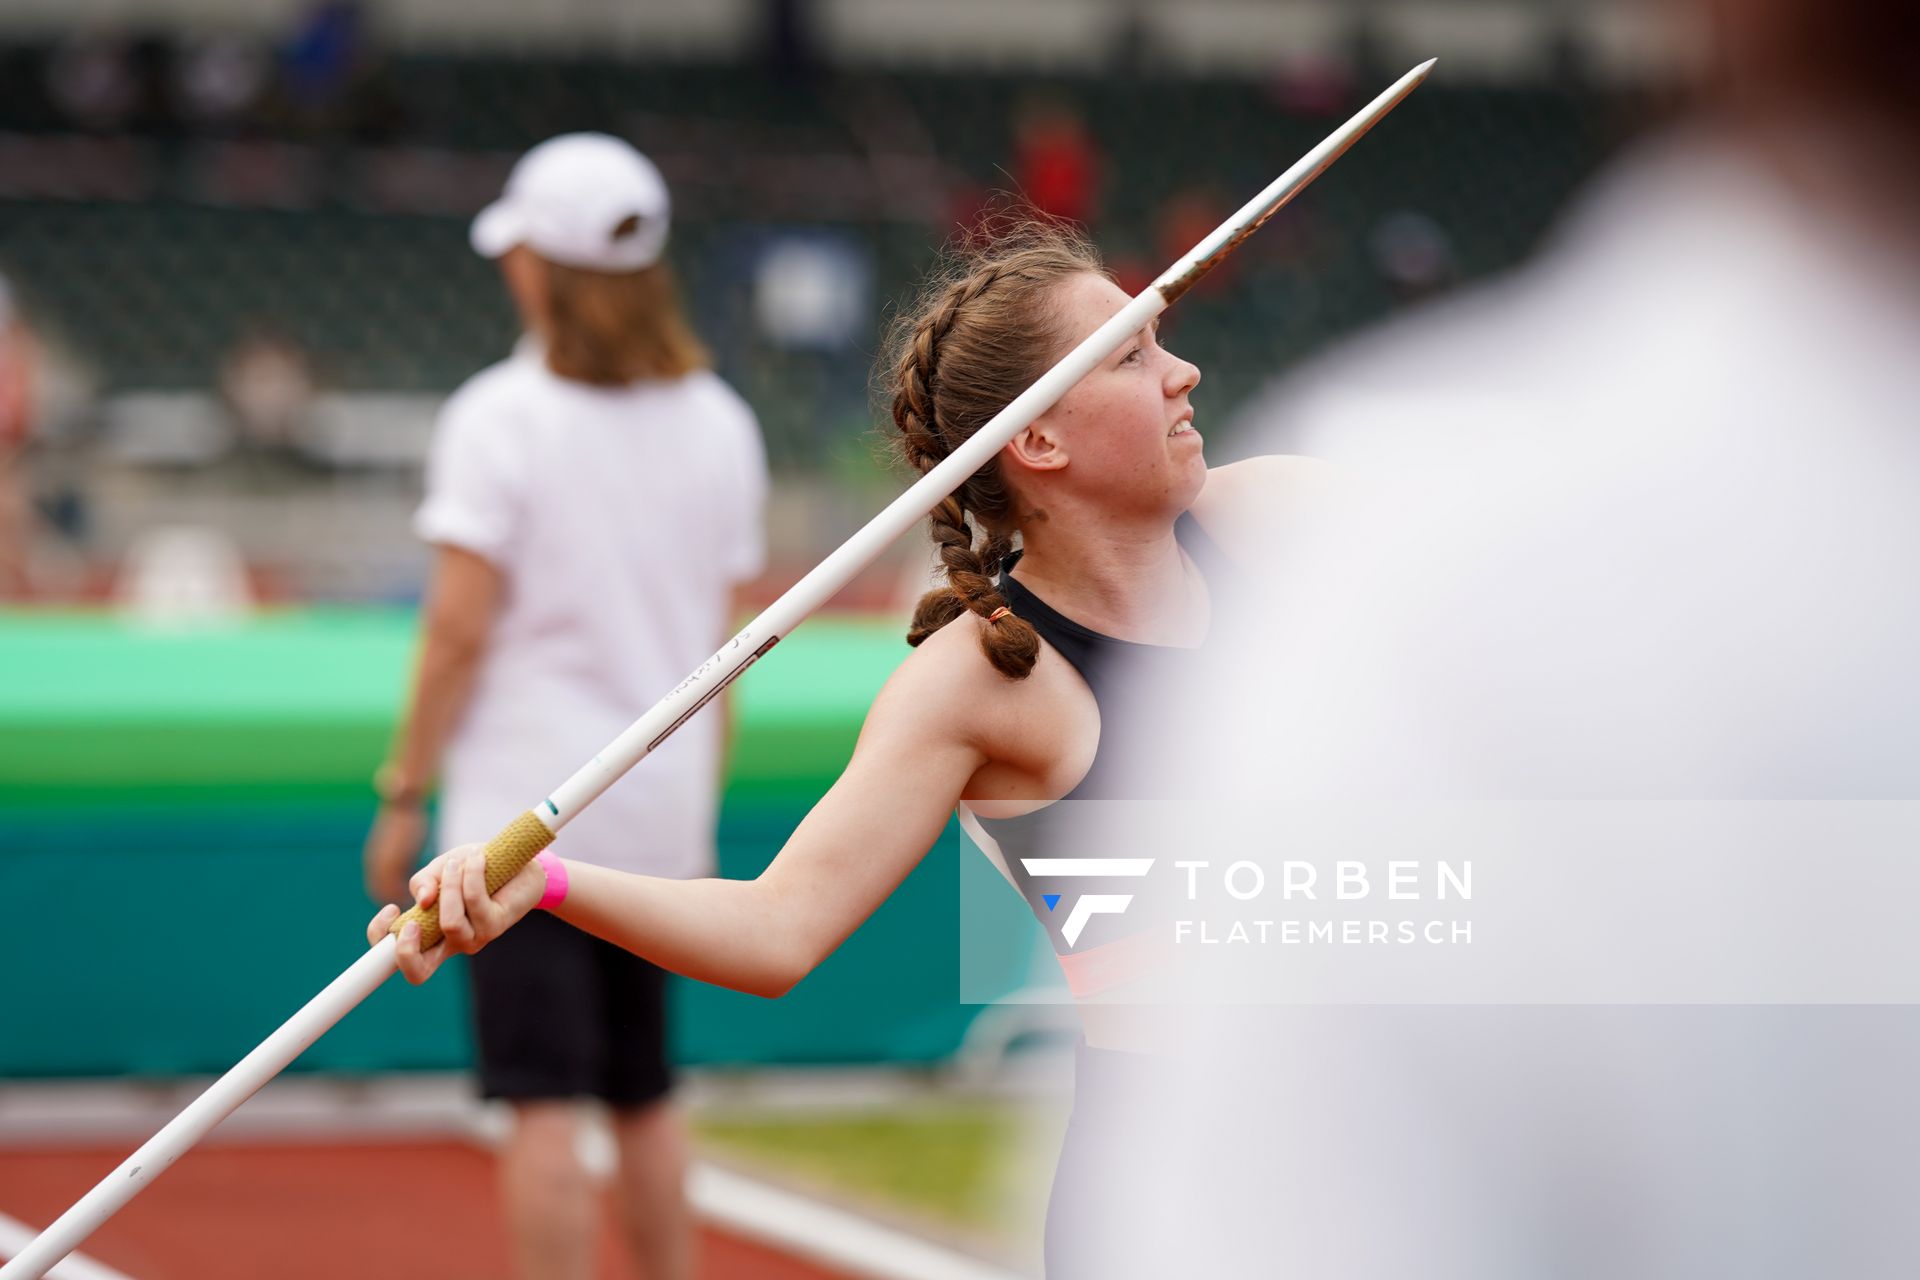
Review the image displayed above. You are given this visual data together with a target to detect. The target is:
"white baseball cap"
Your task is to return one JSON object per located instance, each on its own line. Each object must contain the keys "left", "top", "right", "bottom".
{"left": 470, "top": 133, "right": 671, "bottom": 273}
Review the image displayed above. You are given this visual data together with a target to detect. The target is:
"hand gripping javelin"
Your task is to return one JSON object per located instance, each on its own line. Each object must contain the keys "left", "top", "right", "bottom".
{"left": 0, "top": 58, "right": 1433, "bottom": 1280}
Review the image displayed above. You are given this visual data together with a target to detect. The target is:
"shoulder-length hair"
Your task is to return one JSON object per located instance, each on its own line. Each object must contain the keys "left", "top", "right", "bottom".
{"left": 541, "top": 231, "right": 709, "bottom": 386}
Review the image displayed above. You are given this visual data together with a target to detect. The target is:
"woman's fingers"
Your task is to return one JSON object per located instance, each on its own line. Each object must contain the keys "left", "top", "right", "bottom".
{"left": 375, "top": 842, "right": 501, "bottom": 980}
{"left": 393, "top": 920, "right": 445, "bottom": 985}
{"left": 366, "top": 903, "right": 400, "bottom": 946}
{"left": 462, "top": 845, "right": 497, "bottom": 939}
{"left": 409, "top": 857, "right": 442, "bottom": 909}
{"left": 438, "top": 851, "right": 471, "bottom": 950}
{"left": 371, "top": 842, "right": 513, "bottom": 974}
{"left": 411, "top": 844, "right": 484, "bottom": 909}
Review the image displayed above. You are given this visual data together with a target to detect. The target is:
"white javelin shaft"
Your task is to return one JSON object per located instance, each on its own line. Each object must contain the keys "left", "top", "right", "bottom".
{"left": 0, "top": 940, "right": 401, "bottom": 1280}
{"left": 0, "top": 58, "right": 1432, "bottom": 1280}
{"left": 538, "top": 55, "right": 1436, "bottom": 833}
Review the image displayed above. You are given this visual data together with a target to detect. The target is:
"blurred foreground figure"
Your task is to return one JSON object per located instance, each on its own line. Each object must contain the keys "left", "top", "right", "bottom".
{"left": 1083, "top": 1, "right": 1920, "bottom": 1275}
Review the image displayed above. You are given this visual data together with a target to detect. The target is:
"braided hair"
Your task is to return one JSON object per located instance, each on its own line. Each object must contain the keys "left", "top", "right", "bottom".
{"left": 881, "top": 221, "right": 1104, "bottom": 679}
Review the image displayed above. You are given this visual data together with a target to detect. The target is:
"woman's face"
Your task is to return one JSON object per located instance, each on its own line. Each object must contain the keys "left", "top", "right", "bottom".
{"left": 1015, "top": 271, "right": 1205, "bottom": 518}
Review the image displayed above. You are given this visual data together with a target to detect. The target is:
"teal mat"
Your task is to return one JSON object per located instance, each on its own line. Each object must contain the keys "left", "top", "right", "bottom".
{"left": 0, "top": 607, "right": 1005, "bottom": 1077}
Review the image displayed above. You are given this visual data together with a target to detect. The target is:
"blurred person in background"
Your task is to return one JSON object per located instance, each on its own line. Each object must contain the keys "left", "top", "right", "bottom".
{"left": 1366, "top": 209, "right": 1457, "bottom": 304}
{"left": 363, "top": 133, "right": 768, "bottom": 1280}
{"left": 278, "top": 0, "right": 364, "bottom": 126}
{"left": 1013, "top": 97, "right": 1101, "bottom": 227}
{"left": 1093, "top": 0, "right": 1920, "bottom": 1273}
{"left": 0, "top": 272, "right": 42, "bottom": 598}
{"left": 171, "top": 32, "right": 270, "bottom": 131}
{"left": 218, "top": 322, "right": 317, "bottom": 466}
{"left": 46, "top": 28, "right": 138, "bottom": 131}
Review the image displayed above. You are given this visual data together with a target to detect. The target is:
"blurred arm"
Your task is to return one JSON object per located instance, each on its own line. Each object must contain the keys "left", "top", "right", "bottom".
{"left": 382, "top": 544, "right": 503, "bottom": 799}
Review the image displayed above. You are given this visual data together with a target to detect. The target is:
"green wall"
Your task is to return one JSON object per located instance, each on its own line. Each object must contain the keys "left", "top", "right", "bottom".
{"left": 0, "top": 608, "right": 1009, "bottom": 1078}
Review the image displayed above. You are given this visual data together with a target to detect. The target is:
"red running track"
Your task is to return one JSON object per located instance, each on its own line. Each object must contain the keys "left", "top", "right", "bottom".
{"left": 0, "top": 1141, "right": 855, "bottom": 1279}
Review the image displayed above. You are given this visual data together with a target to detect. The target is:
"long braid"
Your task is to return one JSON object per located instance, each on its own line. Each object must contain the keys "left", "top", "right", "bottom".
{"left": 895, "top": 274, "right": 1038, "bottom": 677}
{"left": 882, "top": 226, "right": 1101, "bottom": 678}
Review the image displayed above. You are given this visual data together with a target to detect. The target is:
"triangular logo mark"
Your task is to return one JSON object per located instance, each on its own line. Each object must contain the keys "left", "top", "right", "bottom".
{"left": 1043, "top": 894, "right": 1061, "bottom": 912}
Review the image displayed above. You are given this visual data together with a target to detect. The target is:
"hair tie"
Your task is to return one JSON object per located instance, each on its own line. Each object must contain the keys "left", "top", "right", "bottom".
{"left": 986, "top": 606, "right": 1012, "bottom": 625}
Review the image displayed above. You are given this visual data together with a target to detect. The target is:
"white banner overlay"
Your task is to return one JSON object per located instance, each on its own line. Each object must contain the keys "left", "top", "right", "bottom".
{"left": 960, "top": 800, "right": 1920, "bottom": 1005}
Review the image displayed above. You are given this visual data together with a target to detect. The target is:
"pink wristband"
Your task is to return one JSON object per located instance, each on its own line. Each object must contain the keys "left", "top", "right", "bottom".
{"left": 534, "top": 850, "right": 569, "bottom": 910}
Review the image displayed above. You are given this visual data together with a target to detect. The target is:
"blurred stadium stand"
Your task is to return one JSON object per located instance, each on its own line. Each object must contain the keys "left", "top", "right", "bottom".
{"left": 0, "top": 1, "right": 1697, "bottom": 1079}
{"left": 0, "top": 1, "right": 1679, "bottom": 598}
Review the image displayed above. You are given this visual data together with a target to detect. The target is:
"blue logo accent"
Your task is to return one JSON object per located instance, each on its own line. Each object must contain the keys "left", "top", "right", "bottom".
{"left": 1019, "top": 859, "right": 1155, "bottom": 948}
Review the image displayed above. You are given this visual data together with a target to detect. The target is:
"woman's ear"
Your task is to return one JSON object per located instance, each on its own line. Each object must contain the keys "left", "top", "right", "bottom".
{"left": 1003, "top": 421, "right": 1069, "bottom": 475}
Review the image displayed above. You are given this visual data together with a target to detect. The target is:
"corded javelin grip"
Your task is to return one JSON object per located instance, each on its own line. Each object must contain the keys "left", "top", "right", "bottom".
{"left": 0, "top": 58, "right": 1434, "bottom": 1280}
{"left": 391, "top": 809, "right": 555, "bottom": 950}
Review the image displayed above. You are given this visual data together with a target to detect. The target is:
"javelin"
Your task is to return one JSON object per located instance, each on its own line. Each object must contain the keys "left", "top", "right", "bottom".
{"left": 0, "top": 58, "right": 1434, "bottom": 1280}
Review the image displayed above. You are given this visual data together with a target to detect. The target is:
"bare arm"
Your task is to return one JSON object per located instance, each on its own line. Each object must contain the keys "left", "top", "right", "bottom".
{"left": 362, "top": 545, "right": 502, "bottom": 901}
{"left": 373, "top": 634, "right": 994, "bottom": 998}
{"left": 387, "top": 545, "right": 502, "bottom": 793}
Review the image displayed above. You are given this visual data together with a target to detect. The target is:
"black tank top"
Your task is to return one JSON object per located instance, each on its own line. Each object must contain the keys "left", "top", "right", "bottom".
{"left": 965, "top": 511, "right": 1230, "bottom": 959}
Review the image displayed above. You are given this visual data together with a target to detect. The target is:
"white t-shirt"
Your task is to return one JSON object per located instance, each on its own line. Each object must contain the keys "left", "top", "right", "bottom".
{"left": 416, "top": 354, "right": 768, "bottom": 879}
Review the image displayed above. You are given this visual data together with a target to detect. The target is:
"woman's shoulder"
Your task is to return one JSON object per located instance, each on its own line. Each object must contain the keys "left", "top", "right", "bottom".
{"left": 1195, "top": 453, "right": 1334, "bottom": 505}
{"left": 1187, "top": 454, "right": 1337, "bottom": 558}
{"left": 885, "top": 612, "right": 1025, "bottom": 703}
{"left": 870, "top": 611, "right": 1087, "bottom": 763}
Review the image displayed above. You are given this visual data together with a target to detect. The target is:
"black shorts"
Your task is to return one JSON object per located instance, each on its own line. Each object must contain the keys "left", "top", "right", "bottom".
{"left": 467, "top": 908, "right": 675, "bottom": 1108}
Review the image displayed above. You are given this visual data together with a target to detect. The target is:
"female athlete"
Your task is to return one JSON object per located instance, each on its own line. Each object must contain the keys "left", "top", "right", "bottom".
{"left": 367, "top": 219, "right": 1313, "bottom": 1275}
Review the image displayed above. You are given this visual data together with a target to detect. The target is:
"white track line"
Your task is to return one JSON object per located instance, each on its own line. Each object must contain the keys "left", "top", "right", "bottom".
{"left": 0, "top": 1214, "right": 135, "bottom": 1280}
{"left": 690, "top": 1163, "right": 1026, "bottom": 1280}
{"left": 1, "top": 1080, "right": 1035, "bottom": 1280}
